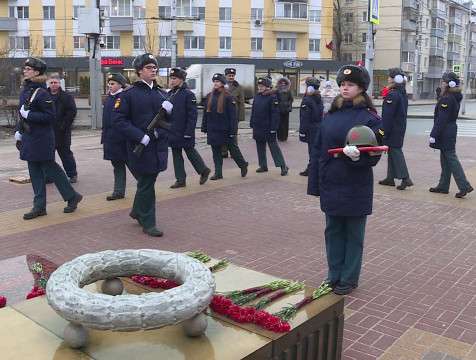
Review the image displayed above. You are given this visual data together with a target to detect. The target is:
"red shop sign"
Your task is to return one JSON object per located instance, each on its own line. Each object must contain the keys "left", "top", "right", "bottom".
{"left": 101, "top": 58, "right": 124, "bottom": 66}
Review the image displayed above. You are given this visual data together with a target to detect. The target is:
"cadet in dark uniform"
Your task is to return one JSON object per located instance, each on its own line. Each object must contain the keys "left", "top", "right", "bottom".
{"left": 429, "top": 72, "right": 473, "bottom": 198}
{"left": 250, "top": 77, "right": 288, "bottom": 176}
{"left": 378, "top": 67, "right": 413, "bottom": 190}
{"left": 15, "top": 58, "right": 82, "bottom": 219}
{"left": 111, "top": 53, "right": 170, "bottom": 237}
{"left": 299, "top": 77, "right": 323, "bottom": 176}
{"left": 222, "top": 67, "right": 245, "bottom": 158}
{"left": 168, "top": 67, "right": 210, "bottom": 188}
{"left": 201, "top": 73, "right": 248, "bottom": 180}
{"left": 307, "top": 65, "right": 383, "bottom": 295}
{"left": 101, "top": 73, "right": 134, "bottom": 200}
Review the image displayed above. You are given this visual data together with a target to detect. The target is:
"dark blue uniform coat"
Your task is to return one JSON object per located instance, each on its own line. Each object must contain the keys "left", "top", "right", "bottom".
{"left": 430, "top": 87, "right": 462, "bottom": 151}
{"left": 17, "top": 77, "right": 57, "bottom": 162}
{"left": 307, "top": 96, "right": 383, "bottom": 216}
{"left": 299, "top": 92, "right": 323, "bottom": 144}
{"left": 111, "top": 81, "right": 169, "bottom": 175}
{"left": 201, "top": 90, "right": 238, "bottom": 146}
{"left": 49, "top": 88, "right": 77, "bottom": 148}
{"left": 101, "top": 90, "right": 128, "bottom": 161}
{"left": 167, "top": 82, "right": 198, "bottom": 148}
{"left": 381, "top": 84, "right": 408, "bottom": 148}
{"left": 250, "top": 90, "right": 280, "bottom": 141}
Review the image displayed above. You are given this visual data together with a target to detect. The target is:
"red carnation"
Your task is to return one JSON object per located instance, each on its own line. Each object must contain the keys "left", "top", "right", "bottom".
{"left": 0, "top": 296, "right": 6, "bottom": 308}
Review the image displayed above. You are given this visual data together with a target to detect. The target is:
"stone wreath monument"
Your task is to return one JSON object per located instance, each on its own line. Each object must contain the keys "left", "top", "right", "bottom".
{"left": 46, "top": 249, "right": 216, "bottom": 348}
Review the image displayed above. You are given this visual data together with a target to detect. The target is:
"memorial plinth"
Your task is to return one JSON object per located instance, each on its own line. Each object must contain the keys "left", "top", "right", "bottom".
{"left": 0, "top": 262, "right": 344, "bottom": 360}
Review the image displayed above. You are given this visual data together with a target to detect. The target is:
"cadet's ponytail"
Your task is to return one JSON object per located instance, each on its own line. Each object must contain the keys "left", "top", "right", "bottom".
{"left": 206, "top": 87, "right": 226, "bottom": 114}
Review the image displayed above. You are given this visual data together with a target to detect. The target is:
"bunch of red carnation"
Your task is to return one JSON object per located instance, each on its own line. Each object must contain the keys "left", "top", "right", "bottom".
{"left": 131, "top": 276, "right": 181, "bottom": 289}
{"left": 0, "top": 296, "right": 6, "bottom": 308}
{"left": 26, "top": 285, "right": 46, "bottom": 299}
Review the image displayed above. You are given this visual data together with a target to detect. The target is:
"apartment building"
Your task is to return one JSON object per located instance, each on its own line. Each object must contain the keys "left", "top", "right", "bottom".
{"left": 337, "top": 0, "right": 475, "bottom": 98}
{"left": 0, "top": 0, "right": 351, "bottom": 95}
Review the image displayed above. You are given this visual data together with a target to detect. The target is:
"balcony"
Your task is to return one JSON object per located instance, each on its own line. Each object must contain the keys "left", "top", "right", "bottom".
{"left": 403, "top": 0, "right": 418, "bottom": 9}
{"left": 447, "top": 52, "right": 460, "bottom": 61}
{"left": 447, "top": 33, "right": 461, "bottom": 43}
{"left": 402, "top": 20, "right": 417, "bottom": 31}
{"left": 109, "top": 17, "right": 133, "bottom": 31}
{"left": 430, "top": 47, "right": 444, "bottom": 57}
{"left": 427, "top": 66, "right": 444, "bottom": 78}
{"left": 430, "top": 29, "right": 445, "bottom": 38}
{"left": 401, "top": 62, "right": 415, "bottom": 73}
{"left": 177, "top": 20, "right": 193, "bottom": 31}
{"left": 430, "top": 9, "right": 445, "bottom": 19}
{"left": 272, "top": 19, "right": 308, "bottom": 33}
{"left": 402, "top": 41, "right": 416, "bottom": 52}
{"left": 0, "top": 17, "right": 17, "bottom": 31}
{"left": 448, "top": 16, "right": 463, "bottom": 26}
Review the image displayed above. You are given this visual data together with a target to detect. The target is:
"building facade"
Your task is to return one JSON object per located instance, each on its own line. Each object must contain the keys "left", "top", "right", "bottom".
{"left": 0, "top": 0, "right": 352, "bottom": 96}
{"left": 337, "top": 0, "right": 476, "bottom": 99}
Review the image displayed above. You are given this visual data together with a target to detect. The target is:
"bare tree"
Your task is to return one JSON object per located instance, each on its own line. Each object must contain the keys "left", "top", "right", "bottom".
{"left": 333, "top": 0, "right": 360, "bottom": 61}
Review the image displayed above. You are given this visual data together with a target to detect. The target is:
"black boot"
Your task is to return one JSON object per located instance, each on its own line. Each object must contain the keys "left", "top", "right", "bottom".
{"left": 210, "top": 173, "right": 223, "bottom": 180}
{"left": 106, "top": 193, "right": 124, "bottom": 200}
{"left": 396, "top": 178, "right": 413, "bottom": 190}
{"left": 256, "top": 166, "right": 268, "bottom": 173}
{"left": 455, "top": 186, "right": 474, "bottom": 198}
{"left": 281, "top": 166, "right": 289, "bottom": 176}
{"left": 129, "top": 210, "right": 143, "bottom": 226}
{"left": 64, "top": 193, "right": 82, "bottom": 213}
{"left": 199, "top": 168, "right": 211, "bottom": 185}
{"left": 429, "top": 187, "right": 449, "bottom": 194}
{"left": 23, "top": 207, "right": 47, "bottom": 220}
{"left": 299, "top": 167, "right": 309, "bottom": 176}
{"left": 142, "top": 226, "right": 164, "bottom": 237}
{"left": 378, "top": 178, "right": 395, "bottom": 186}
{"left": 170, "top": 179, "right": 186, "bottom": 188}
{"left": 241, "top": 162, "right": 249, "bottom": 177}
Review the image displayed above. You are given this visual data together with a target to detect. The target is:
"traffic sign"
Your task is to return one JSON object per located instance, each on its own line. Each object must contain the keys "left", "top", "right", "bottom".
{"left": 453, "top": 65, "right": 461, "bottom": 74}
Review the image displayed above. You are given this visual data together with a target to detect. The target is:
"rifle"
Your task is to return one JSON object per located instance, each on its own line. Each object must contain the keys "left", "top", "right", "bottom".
{"left": 16, "top": 88, "right": 38, "bottom": 150}
{"left": 133, "top": 86, "right": 180, "bottom": 158}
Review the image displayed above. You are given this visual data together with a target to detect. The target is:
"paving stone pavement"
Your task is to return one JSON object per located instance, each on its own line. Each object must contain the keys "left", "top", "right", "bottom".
{"left": 0, "top": 129, "right": 475, "bottom": 360}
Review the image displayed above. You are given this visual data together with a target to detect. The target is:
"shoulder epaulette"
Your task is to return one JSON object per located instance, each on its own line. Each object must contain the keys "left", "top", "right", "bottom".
{"left": 366, "top": 108, "right": 381, "bottom": 120}
{"left": 123, "top": 85, "right": 134, "bottom": 92}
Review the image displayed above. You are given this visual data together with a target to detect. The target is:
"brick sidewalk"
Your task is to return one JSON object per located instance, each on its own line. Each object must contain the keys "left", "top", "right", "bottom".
{"left": 0, "top": 131, "right": 475, "bottom": 359}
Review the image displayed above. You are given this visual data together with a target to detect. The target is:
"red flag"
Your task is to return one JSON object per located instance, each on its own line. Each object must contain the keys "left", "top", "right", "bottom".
{"left": 326, "top": 40, "right": 334, "bottom": 50}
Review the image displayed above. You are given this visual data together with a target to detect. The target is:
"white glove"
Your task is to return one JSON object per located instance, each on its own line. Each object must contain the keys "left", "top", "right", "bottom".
{"left": 154, "top": 129, "right": 158, "bottom": 138}
{"left": 229, "top": 134, "right": 234, "bottom": 138}
{"left": 299, "top": 133, "right": 306, "bottom": 137}
{"left": 429, "top": 136, "right": 436, "bottom": 144}
{"left": 343, "top": 145, "right": 360, "bottom": 161}
{"left": 184, "top": 135, "right": 191, "bottom": 138}
{"left": 271, "top": 131, "right": 277, "bottom": 134}
{"left": 14, "top": 131, "right": 22, "bottom": 141}
{"left": 162, "top": 100, "right": 173, "bottom": 114}
{"left": 19, "top": 105, "right": 30, "bottom": 119}
{"left": 140, "top": 134, "right": 150, "bottom": 146}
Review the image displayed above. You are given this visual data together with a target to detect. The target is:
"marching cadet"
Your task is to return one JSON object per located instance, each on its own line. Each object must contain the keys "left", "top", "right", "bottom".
{"left": 307, "top": 65, "right": 383, "bottom": 295}
{"left": 101, "top": 73, "right": 135, "bottom": 200}
{"left": 222, "top": 67, "right": 245, "bottom": 158}
{"left": 299, "top": 77, "right": 324, "bottom": 176}
{"left": 429, "top": 72, "right": 473, "bottom": 198}
{"left": 378, "top": 67, "right": 413, "bottom": 190}
{"left": 167, "top": 67, "right": 211, "bottom": 188}
{"left": 201, "top": 73, "right": 249, "bottom": 180}
{"left": 15, "top": 57, "right": 82, "bottom": 219}
{"left": 250, "top": 77, "right": 288, "bottom": 176}
{"left": 111, "top": 53, "right": 170, "bottom": 237}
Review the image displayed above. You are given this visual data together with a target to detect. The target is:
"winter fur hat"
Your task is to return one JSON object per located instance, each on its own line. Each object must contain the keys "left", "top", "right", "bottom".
{"left": 24, "top": 57, "right": 47, "bottom": 75}
{"left": 257, "top": 77, "right": 272, "bottom": 88}
{"left": 336, "top": 65, "right": 370, "bottom": 91}
{"left": 305, "top": 77, "right": 320, "bottom": 88}
{"left": 442, "top": 72, "right": 459, "bottom": 87}
{"left": 107, "top": 73, "right": 127, "bottom": 86}
{"left": 132, "top": 53, "right": 158, "bottom": 74}
{"left": 387, "top": 67, "right": 405, "bottom": 84}
{"left": 212, "top": 73, "right": 227, "bottom": 84}
{"left": 224, "top": 68, "right": 236, "bottom": 75}
{"left": 170, "top": 67, "right": 187, "bottom": 80}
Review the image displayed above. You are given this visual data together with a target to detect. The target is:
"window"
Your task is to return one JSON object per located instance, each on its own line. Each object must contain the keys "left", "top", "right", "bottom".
{"left": 275, "top": 2, "right": 307, "bottom": 19}
{"left": 194, "top": 7, "right": 205, "bottom": 20}
{"left": 309, "top": 39, "right": 320, "bottom": 52}
{"left": 18, "top": 6, "right": 29, "bottom": 19}
{"left": 251, "top": 8, "right": 263, "bottom": 20}
{"left": 343, "top": 33, "right": 353, "bottom": 44}
{"left": 431, "top": 17, "right": 445, "bottom": 31}
{"left": 73, "top": 36, "right": 86, "bottom": 49}
{"left": 310, "top": 10, "right": 321, "bottom": 23}
{"left": 276, "top": 38, "right": 296, "bottom": 51}
{"left": 177, "top": 0, "right": 191, "bottom": 17}
{"left": 448, "top": 42, "right": 460, "bottom": 53}
{"left": 9, "top": 36, "right": 30, "bottom": 50}
{"left": 219, "top": 7, "right": 232, "bottom": 21}
{"left": 134, "top": 6, "right": 146, "bottom": 19}
{"left": 134, "top": 36, "right": 146, "bottom": 49}
{"left": 43, "top": 36, "right": 56, "bottom": 50}
{"left": 362, "top": 11, "right": 367, "bottom": 22}
{"left": 43, "top": 6, "right": 55, "bottom": 19}
{"left": 345, "top": 0, "right": 353, "bottom": 2}
{"left": 425, "top": 38, "right": 429, "bottom": 48}
{"left": 102, "top": 36, "right": 121, "bottom": 49}
{"left": 184, "top": 36, "right": 205, "bottom": 49}
{"left": 9, "top": 7, "right": 14, "bottom": 18}
{"left": 424, "top": 57, "right": 428, "bottom": 67}
{"left": 101, "top": 6, "right": 110, "bottom": 18}
{"left": 251, "top": 37, "right": 263, "bottom": 51}
{"left": 219, "top": 37, "right": 231, "bottom": 50}
{"left": 344, "top": 13, "right": 353, "bottom": 23}
{"left": 402, "top": 51, "right": 414, "bottom": 63}
{"left": 159, "top": 6, "right": 171, "bottom": 18}
{"left": 361, "top": 53, "right": 366, "bottom": 64}
{"left": 159, "top": 36, "right": 171, "bottom": 49}
{"left": 111, "top": 0, "right": 132, "bottom": 17}
{"left": 426, "top": 18, "right": 429, "bottom": 29}
{"left": 73, "top": 6, "right": 85, "bottom": 18}
{"left": 430, "top": 36, "right": 444, "bottom": 49}
{"left": 361, "top": 32, "right": 367, "bottom": 43}
{"left": 343, "top": 53, "right": 352, "bottom": 61}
